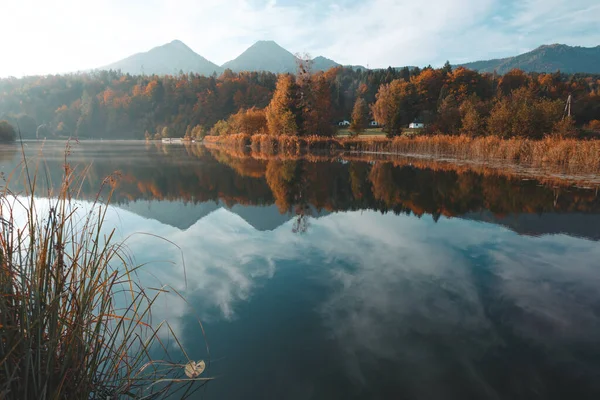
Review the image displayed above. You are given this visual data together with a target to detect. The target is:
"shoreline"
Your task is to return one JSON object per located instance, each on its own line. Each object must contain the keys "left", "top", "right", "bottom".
{"left": 202, "top": 135, "right": 600, "bottom": 187}
{"left": 202, "top": 133, "right": 600, "bottom": 175}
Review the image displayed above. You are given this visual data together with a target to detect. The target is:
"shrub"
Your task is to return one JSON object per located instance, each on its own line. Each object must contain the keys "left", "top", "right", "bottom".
{"left": 209, "top": 119, "right": 230, "bottom": 136}
{"left": 0, "top": 120, "right": 16, "bottom": 143}
{"left": 552, "top": 116, "right": 578, "bottom": 138}
{"left": 585, "top": 120, "right": 600, "bottom": 132}
{"left": 228, "top": 108, "right": 268, "bottom": 135}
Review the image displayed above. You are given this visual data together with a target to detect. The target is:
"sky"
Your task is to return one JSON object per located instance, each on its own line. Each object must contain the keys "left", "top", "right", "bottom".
{"left": 1, "top": 0, "right": 599, "bottom": 77}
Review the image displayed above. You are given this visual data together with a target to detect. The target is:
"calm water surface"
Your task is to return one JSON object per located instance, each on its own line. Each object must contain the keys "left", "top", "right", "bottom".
{"left": 2, "top": 142, "right": 600, "bottom": 399}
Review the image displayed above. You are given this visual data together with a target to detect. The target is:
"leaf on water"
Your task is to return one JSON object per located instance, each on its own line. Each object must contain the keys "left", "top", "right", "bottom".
{"left": 184, "top": 360, "right": 206, "bottom": 378}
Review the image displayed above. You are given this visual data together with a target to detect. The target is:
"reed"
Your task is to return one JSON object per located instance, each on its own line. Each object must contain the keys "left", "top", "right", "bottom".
{"left": 204, "top": 133, "right": 600, "bottom": 173}
{"left": 0, "top": 142, "right": 210, "bottom": 399}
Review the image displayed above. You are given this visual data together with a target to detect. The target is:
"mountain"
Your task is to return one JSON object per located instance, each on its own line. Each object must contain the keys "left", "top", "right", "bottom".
{"left": 100, "top": 40, "right": 223, "bottom": 76}
{"left": 221, "top": 41, "right": 298, "bottom": 73}
{"left": 460, "top": 44, "right": 600, "bottom": 74}
{"left": 311, "top": 56, "right": 341, "bottom": 71}
{"left": 221, "top": 41, "right": 341, "bottom": 73}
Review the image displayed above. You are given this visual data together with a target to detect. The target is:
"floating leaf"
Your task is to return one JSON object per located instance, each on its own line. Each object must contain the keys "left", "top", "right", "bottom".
{"left": 184, "top": 360, "right": 206, "bottom": 378}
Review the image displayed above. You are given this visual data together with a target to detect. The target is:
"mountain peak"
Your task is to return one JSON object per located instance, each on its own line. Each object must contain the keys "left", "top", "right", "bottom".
{"left": 168, "top": 39, "right": 187, "bottom": 47}
{"left": 535, "top": 43, "right": 569, "bottom": 51}
{"left": 221, "top": 40, "right": 296, "bottom": 73}
{"left": 162, "top": 39, "right": 194, "bottom": 53}
{"left": 252, "top": 40, "right": 282, "bottom": 47}
{"left": 221, "top": 41, "right": 341, "bottom": 73}
{"left": 100, "top": 39, "right": 222, "bottom": 76}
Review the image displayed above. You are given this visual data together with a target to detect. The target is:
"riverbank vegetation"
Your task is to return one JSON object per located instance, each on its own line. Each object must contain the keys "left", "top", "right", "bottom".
{"left": 0, "top": 150, "right": 209, "bottom": 398}
{"left": 1, "top": 63, "right": 599, "bottom": 141}
{"left": 4, "top": 142, "right": 598, "bottom": 223}
{"left": 204, "top": 133, "right": 600, "bottom": 173}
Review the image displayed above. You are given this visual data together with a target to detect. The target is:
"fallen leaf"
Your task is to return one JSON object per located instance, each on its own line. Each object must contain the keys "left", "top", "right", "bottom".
{"left": 184, "top": 360, "right": 206, "bottom": 378}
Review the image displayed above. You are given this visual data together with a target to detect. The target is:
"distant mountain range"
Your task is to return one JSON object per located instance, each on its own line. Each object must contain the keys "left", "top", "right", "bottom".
{"left": 99, "top": 40, "right": 600, "bottom": 76}
{"left": 100, "top": 40, "right": 341, "bottom": 76}
{"left": 101, "top": 40, "right": 223, "bottom": 76}
{"left": 460, "top": 44, "right": 600, "bottom": 74}
{"left": 116, "top": 200, "right": 329, "bottom": 232}
{"left": 221, "top": 40, "right": 340, "bottom": 74}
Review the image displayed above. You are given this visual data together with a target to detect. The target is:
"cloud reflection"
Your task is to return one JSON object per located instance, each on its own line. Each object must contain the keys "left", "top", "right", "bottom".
{"left": 14, "top": 197, "right": 600, "bottom": 395}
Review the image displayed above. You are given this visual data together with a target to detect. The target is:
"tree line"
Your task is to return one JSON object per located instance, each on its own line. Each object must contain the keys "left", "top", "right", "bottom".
{"left": 1, "top": 63, "right": 599, "bottom": 140}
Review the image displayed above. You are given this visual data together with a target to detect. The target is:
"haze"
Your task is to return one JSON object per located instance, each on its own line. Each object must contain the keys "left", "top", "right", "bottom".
{"left": 1, "top": 0, "right": 599, "bottom": 77}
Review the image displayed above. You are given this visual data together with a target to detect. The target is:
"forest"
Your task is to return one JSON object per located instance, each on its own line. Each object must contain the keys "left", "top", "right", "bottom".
{"left": 1, "top": 63, "right": 599, "bottom": 140}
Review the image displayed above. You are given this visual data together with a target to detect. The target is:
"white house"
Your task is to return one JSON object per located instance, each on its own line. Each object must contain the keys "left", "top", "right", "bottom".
{"left": 369, "top": 120, "right": 380, "bottom": 127}
{"left": 338, "top": 120, "right": 350, "bottom": 126}
{"left": 409, "top": 122, "right": 425, "bottom": 129}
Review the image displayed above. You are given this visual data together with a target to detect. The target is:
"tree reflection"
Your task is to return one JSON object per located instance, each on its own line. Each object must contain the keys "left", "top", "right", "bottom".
{"left": 265, "top": 159, "right": 312, "bottom": 233}
{"left": 8, "top": 143, "right": 600, "bottom": 237}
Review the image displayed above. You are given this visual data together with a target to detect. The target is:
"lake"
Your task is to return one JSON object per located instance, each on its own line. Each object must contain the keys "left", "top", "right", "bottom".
{"left": 2, "top": 141, "right": 600, "bottom": 399}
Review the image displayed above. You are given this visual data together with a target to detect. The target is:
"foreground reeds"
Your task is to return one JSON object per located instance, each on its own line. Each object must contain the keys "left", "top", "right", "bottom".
{"left": 0, "top": 143, "right": 209, "bottom": 399}
{"left": 203, "top": 134, "right": 600, "bottom": 174}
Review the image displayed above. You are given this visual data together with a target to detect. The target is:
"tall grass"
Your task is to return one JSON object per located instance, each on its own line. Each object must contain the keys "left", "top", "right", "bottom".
{"left": 204, "top": 133, "right": 600, "bottom": 173}
{"left": 0, "top": 142, "right": 210, "bottom": 399}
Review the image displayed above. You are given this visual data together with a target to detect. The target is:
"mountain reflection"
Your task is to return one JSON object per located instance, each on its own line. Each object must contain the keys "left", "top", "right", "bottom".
{"left": 2, "top": 141, "right": 600, "bottom": 239}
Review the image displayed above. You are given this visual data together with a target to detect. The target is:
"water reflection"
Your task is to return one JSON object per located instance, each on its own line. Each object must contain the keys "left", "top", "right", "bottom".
{"left": 2, "top": 142, "right": 600, "bottom": 399}
{"left": 3, "top": 142, "right": 600, "bottom": 239}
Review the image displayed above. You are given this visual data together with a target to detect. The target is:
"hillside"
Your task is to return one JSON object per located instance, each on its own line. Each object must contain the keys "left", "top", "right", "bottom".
{"left": 460, "top": 44, "right": 600, "bottom": 74}
{"left": 101, "top": 40, "right": 223, "bottom": 76}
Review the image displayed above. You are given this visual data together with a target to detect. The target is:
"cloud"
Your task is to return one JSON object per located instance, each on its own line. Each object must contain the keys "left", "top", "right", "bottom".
{"left": 1, "top": 0, "right": 599, "bottom": 76}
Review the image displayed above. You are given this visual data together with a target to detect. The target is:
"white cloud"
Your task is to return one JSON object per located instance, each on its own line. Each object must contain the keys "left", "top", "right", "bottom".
{"left": 1, "top": 0, "right": 599, "bottom": 76}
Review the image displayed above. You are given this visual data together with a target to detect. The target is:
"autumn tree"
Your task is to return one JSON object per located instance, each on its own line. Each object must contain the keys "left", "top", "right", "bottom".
{"left": 411, "top": 69, "right": 444, "bottom": 116}
{"left": 350, "top": 97, "right": 369, "bottom": 134}
{"left": 372, "top": 80, "right": 418, "bottom": 136}
{"left": 445, "top": 67, "right": 493, "bottom": 103}
{"left": 0, "top": 120, "right": 16, "bottom": 142}
{"left": 301, "top": 73, "right": 335, "bottom": 136}
{"left": 191, "top": 125, "right": 206, "bottom": 139}
{"left": 209, "top": 120, "right": 230, "bottom": 136}
{"left": 435, "top": 95, "right": 462, "bottom": 135}
{"left": 487, "top": 87, "right": 563, "bottom": 138}
{"left": 265, "top": 75, "right": 301, "bottom": 135}
{"left": 497, "top": 69, "right": 530, "bottom": 96}
{"left": 228, "top": 107, "right": 268, "bottom": 135}
{"left": 76, "top": 90, "right": 103, "bottom": 138}
{"left": 459, "top": 95, "right": 487, "bottom": 137}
